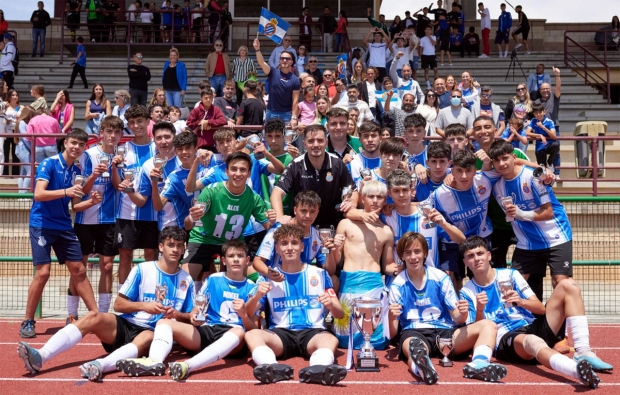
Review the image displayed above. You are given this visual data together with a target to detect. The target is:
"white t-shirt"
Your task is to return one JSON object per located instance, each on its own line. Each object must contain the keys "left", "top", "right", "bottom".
{"left": 140, "top": 12, "right": 153, "bottom": 23}
{"left": 392, "top": 45, "right": 410, "bottom": 69}
{"left": 366, "top": 81, "right": 377, "bottom": 108}
{"left": 368, "top": 42, "right": 387, "bottom": 68}
{"left": 127, "top": 4, "right": 137, "bottom": 22}
{"left": 480, "top": 8, "right": 491, "bottom": 30}
{"left": 419, "top": 36, "right": 437, "bottom": 56}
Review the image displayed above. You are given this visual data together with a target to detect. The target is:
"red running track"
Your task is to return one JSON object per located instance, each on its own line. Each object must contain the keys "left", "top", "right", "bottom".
{"left": 1, "top": 319, "right": 618, "bottom": 395}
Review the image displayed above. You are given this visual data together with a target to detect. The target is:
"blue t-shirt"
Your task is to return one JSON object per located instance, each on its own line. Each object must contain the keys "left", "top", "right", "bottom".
{"left": 500, "top": 127, "right": 528, "bottom": 152}
{"left": 267, "top": 68, "right": 300, "bottom": 113}
{"left": 198, "top": 272, "right": 255, "bottom": 328}
{"left": 76, "top": 44, "right": 87, "bottom": 67}
{"left": 530, "top": 117, "right": 556, "bottom": 151}
{"left": 449, "top": 33, "right": 463, "bottom": 45}
{"left": 162, "top": 6, "right": 172, "bottom": 24}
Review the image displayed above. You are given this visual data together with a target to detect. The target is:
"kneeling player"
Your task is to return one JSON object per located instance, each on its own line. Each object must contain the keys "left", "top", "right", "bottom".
{"left": 389, "top": 232, "right": 507, "bottom": 385}
{"left": 17, "top": 227, "right": 194, "bottom": 381}
{"left": 245, "top": 224, "right": 347, "bottom": 385}
{"left": 116, "top": 239, "right": 258, "bottom": 380}
{"left": 460, "top": 236, "right": 612, "bottom": 389}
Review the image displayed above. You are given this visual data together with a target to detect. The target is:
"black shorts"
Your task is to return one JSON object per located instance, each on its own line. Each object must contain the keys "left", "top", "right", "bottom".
{"left": 191, "top": 324, "right": 248, "bottom": 357}
{"left": 244, "top": 230, "right": 267, "bottom": 258}
{"left": 163, "top": 25, "right": 172, "bottom": 31}
{"left": 192, "top": 20, "right": 202, "bottom": 30}
{"left": 271, "top": 328, "right": 328, "bottom": 360}
{"left": 511, "top": 240, "right": 573, "bottom": 277}
{"left": 494, "top": 31, "right": 510, "bottom": 44}
{"left": 398, "top": 328, "right": 465, "bottom": 360}
{"left": 513, "top": 26, "right": 530, "bottom": 40}
{"left": 421, "top": 55, "right": 437, "bottom": 69}
{"left": 74, "top": 223, "right": 118, "bottom": 257}
{"left": 114, "top": 219, "right": 159, "bottom": 250}
{"left": 495, "top": 315, "right": 566, "bottom": 364}
{"left": 102, "top": 315, "right": 151, "bottom": 353}
{"left": 183, "top": 242, "right": 221, "bottom": 269}
{"left": 439, "top": 35, "right": 450, "bottom": 51}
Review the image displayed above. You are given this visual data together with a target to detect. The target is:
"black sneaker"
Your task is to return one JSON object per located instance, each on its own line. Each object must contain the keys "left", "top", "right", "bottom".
{"left": 577, "top": 360, "right": 601, "bottom": 389}
{"left": 253, "top": 363, "right": 294, "bottom": 384}
{"left": 20, "top": 319, "right": 36, "bottom": 338}
{"left": 462, "top": 360, "right": 507, "bottom": 382}
{"left": 299, "top": 364, "right": 347, "bottom": 385}
{"left": 409, "top": 337, "right": 438, "bottom": 385}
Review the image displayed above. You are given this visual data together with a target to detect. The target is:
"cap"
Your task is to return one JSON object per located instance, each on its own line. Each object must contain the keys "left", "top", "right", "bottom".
{"left": 3, "top": 33, "right": 12, "bottom": 40}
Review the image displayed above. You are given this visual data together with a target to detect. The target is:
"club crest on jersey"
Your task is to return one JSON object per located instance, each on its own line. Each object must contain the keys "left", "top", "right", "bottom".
{"left": 180, "top": 280, "right": 188, "bottom": 291}
{"left": 309, "top": 276, "right": 319, "bottom": 286}
{"left": 312, "top": 241, "right": 318, "bottom": 252}
{"left": 477, "top": 185, "right": 486, "bottom": 195}
{"left": 523, "top": 182, "right": 530, "bottom": 193}
{"left": 117, "top": 233, "right": 123, "bottom": 244}
{"left": 37, "top": 236, "right": 47, "bottom": 247}
{"left": 326, "top": 172, "right": 333, "bottom": 182}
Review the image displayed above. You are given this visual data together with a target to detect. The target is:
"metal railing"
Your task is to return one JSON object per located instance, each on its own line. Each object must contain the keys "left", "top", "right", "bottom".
{"left": 563, "top": 29, "right": 619, "bottom": 104}
{"left": 246, "top": 21, "right": 325, "bottom": 53}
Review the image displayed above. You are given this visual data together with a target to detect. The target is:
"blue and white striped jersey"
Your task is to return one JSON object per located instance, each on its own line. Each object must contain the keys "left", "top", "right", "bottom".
{"left": 460, "top": 268, "right": 536, "bottom": 348}
{"left": 256, "top": 222, "right": 327, "bottom": 268}
{"left": 430, "top": 171, "right": 501, "bottom": 243}
{"left": 116, "top": 140, "right": 156, "bottom": 220}
{"left": 414, "top": 177, "right": 445, "bottom": 203}
{"left": 75, "top": 146, "right": 117, "bottom": 225}
{"left": 492, "top": 167, "right": 572, "bottom": 250}
{"left": 252, "top": 264, "right": 334, "bottom": 330}
{"left": 389, "top": 266, "right": 459, "bottom": 330}
{"left": 160, "top": 166, "right": 200, "bottom": 229}
{"left": 198, "top": 272, "right": 255, "bottom": 329}
{"left": 380, "top": 209, "right": 438, "bottom": 267}
{"left": 367, "top": 168, "right": 393, "bottom": 204}
{"left": 406, "top": 147, "right": 428, "bottom": 169}
{"left": 120, "top": 261, "right": 195, "bottom": 329}
{"left": 350, "top": 152, "right": 382, "bottom": 189}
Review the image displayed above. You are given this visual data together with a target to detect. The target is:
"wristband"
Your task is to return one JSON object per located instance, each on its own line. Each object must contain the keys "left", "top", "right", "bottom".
{"left": 291, "top": 116, "right": 298, "bottom": 120}
{"left": 515, "top": 208, "right": 535, "bottom": 221}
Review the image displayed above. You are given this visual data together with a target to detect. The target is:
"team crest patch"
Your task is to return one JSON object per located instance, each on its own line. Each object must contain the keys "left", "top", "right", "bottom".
{"left": 523, "top": 183, "right": 530, "bottom": 193}
{"left": 477, "top": 185, "right": 486, "bottom": 195}
{"left": 264, "top": 18, "right": 278, "bottom": 37}
{"left": 37, "top": 236, "right": 47, "bottom": 247}
{"left": 180, "top": 280, "right": 188, "bottom": 291}
{"left": 309, "top": 276, "right": 319, "bottom": 286}
{"left": 325, "top": 172, "right": 333, "bottom": 182}
{"left": 312, "top": 240, "right": 319, "bottom": 252}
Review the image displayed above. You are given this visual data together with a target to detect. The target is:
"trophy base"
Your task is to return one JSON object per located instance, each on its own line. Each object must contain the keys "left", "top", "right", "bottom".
{"left": 355, "top": 357, "right": 380, "bottom": 372}
{"left": 426, "top": 223, "right": 438, "bottom": 229}
{"left": 124, "top": 188, "right": 134, "bottom": 193}
{"left": 439, "top": 360, "right": 453, "bottom": 367}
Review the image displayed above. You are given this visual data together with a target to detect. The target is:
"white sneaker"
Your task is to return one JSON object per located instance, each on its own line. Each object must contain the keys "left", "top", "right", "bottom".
{"left": 504, "top": 50, "right": 509, "bottom": 57}
{"left": 514, "top": 43, "right": 522, "bottom": 50}
{"left": 525, "top": 51, "right": 531, "bottom": 55}
{"left": 440, "top": 63, "right": 445, "bottom": 66}
{"left": 498, "top": 53, "right": 504, "bottom": 58}
{"left": 449, "top": 63, "right": 453, "bottom": 66}
{"left": 478, "top": 54, "right": 488, "bottom": 58}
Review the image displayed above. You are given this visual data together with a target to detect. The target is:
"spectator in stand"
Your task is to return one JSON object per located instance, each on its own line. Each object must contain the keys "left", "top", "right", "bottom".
{"left": 231, "top": 45, "right": 256, "bottom": 105}
{"left": 126, "top": 0, "right": 141, "bottom": 42}
{"left": 29, "top": 107, "right": 61, "bottom": 162}
{"left": 146, "top": 104, "right": 165, "bottom": 136}
{"left": 428, "top": 0, "right": 447, "bottom": 22}
{"left": 186, "top": 89, "right": 226, "bottom": 149}
{"left": 449, "top": 26, "right": 465, "bottom": 61}
{"left": 457, "top": 70, "right": 481, "bottom": 108}
{"left": 162, "top": 48, "right": 187, "bottom": 107}
{"left": 205, "top": 40, "right": 230, "bottom": 96}
{"left": 495, "top": 3, "right": 512, "bottom": 58}
{"left": 403, "top": 10, "right": 416, "bottom": 29}
{"left": 297, "top": 86, "right": 316, "bottom": 131}
{"left": 206, "top": 0, "right": 221, "bottom": 44}
{"left": 316, "top": 84, "right": 329, "bottom": 99}
{"left": 512, "top": 5, "right": 530, "bottom": 54}
{"left": 29, "top": 85, "right": 48, "bottom": 113}
{"left": 464, "top": 26, "right": 480, "bottom": 57}
{"left": 356, "top": 66, "right": 382, "bottom": 120}
{"left": 389, "top": 15, "right": 404, "bottom": 40}
{"left": 140, "top": 2, "right": 154, "bottom": 42}
{"left": 535, "top": 67, "right": 562, "bottom": 178}
{"left": 102, "top": 0, "right": 120, "bottom": 43}
{"left": 390, "top": 50, "right": 424, "bottom": 105}
{"left": 383, "top": 91, "right": 417, "bottom": 137}
{"left": 112, "top": 89, "right": 132, "bottom": 131}
{"left": 296, "top": 45, "right": 309, "bottom": 76}
{"left": 84, "top": 0, "right": 103, "bottom": 43}
{"left": 435, "top": 89, "right": 474, "bottom": 138}
{"left": 162, "top": 0, "right": 174, "bottom": 43}
{"left": 85, "top": 84, "right": 111, "bottom": 134}
{"left": 30, "top": 1, "right": 52, "bottom": 57}
{"left": 477, "top": 2, "right": 491, "bottom": 58}
{"left": 191, "top": 0, "right": 204, "bottom": 43}
{"left": 67, "top": 37, "right": 88, "bottom": 89}
{"left": 1, "top": 33, "right": 16, "bottom": 89}
{"left": 0, "top": 10, "right": 7, "bottom": 35}
{"left": 316, "top": 6, "right": 337, "bottom": 53}
{"left": 335, "top": 11, "right": 348, "bottom": 53}
{"left": 363, "top": 28, "right": 392, "bottom": 83}
{"left": 236, "top": 80, "right": 264, "bottom": 137}
{"left": 436, "top": 13, "right": 451, "bottom": 65}
{"left": 414, "top": 7, "right": 432, "bottom": 38}
{"left": 50, "top": 90, "right": 75, "bottom": 151}
{"left": 306, "top": 56, "right": 323, "bottom": 85}
{"left": 447, "top": 2, "right": 464, "bottom": 35}
{"left": 366, "top": 7, "right": 388, "bottom": 36}
{"left": 3, "top": 89, "right": 20, "bottom": 177}
{"left": 419, "top": 26, "right": 438, "bottom": 90}
{"left": 127, "top": 53, "right": 151, "bottom": 106}
{"left": 417, "top": 89, "right": 440, "bottom": 136}
{"left": 505, "top": 82, "right": 533, "bottom": 120}
{"left": 65, "top": 2, "right": 81, "bottom": 42}
{"left": 317, "top": 69, "right": 338, "bottom": 98}
{"left": 15, "top": 106, "right": 35, "bottom": 192}
{"left": 336, "top": 85, "right": 373, "bottom": 127}
{"left": 298, "top": 7, "right": 313, "bottom": 52}
{"left": 470, "top": 85, "right": 506, "bottom": 138}
{"left": 181, "top": 0, "right": 192, "bottom": 42}
{"left": 268, "top": 36, "right": 297, "bottom": 70}
{"left": 526, "top": 102, "right": 558, "bottom": 173}
{"left": 527, "top": 64, "right": 551, "bottom": 101}
{"left": 348, "top": 60, "right": 366, "bottom": 85}
{"left": 220, "top": 1, "right": 232, "bottom": 49}
{"left": 433, "top": 78, "right": 451, "bottom": 109}
{"left": 213, "top": 79, "right": 238, "bottom": 127}
{"left": 149, "top": 88, "right": 168, "bottom": 108}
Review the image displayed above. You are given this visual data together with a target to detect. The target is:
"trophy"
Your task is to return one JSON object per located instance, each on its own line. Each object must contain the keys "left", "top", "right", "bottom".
{"left": 499, "top": 196, "right": 515, "bottom": 222}
{"left": 335, "top": 185, "right": 354, "bottom": 210}
{"left": 99, "top": 154, "right": 110, "bottom": 178}
{"left": 360, "top": 168, "right": 372, "bottom": 179}
{"left": 116, "top": 145, "right": 126, "bottom": 168}
{"left": 123, "top": 170, "right": 135, "bottom": 193}
{"left": 401, "top": 151, "right": 410, "bottom": 162}
{"left": 192, "top": 198, "right": 207, "bottom": 227}
{"left": 193, "top": 293, "right": 210, "bottom": 323}
{"left": 72, "top": 174, "right": 86, "bottom": 198}
{"left": 155, "top": 284, "right": 168, "bottom": 303}
{"left": 316, "top": 225, "right": 334, "bottom": 254}
{"left": 410, "top": 171, "right": 418, "bottom": 184}
{"left": 498, "top": 278, "right": 516, "bottom": 309}
{"left": 419, "top": 200, "right": 437, "bottom": 228}
{"left": 352, "top": 298, "right": 383, "bottom": 372}
{"left": 532, "top": 165, "right": 546, "bottom": 183}
{"left": 284, "top": 129, "right": 298, "bottom": 149}
{"left": 152, "top": 157, "right": 167, "bottom": 182}
{"left": 436, "top": 336, "right": 454, "bottom": 367}
{"left": 246, "top": 134, "right": 264, "bottom": 160}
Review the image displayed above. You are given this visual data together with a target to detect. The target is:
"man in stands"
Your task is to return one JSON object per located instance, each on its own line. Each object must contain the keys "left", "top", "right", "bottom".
{"left": 512, "top": 5, "right": 531, "bottom": 54}
{"left": 534, "top": 67, "right": 562, "bottom": 179}
{"left": 127, "top": 53, "right": 151, "bottom": 106}
{"left": 335, "top": 85, "right": 374, "bottom": 127}
{"left": 318, "top": 6, "right": 338, "bottom": 53}
{"left": 527, "top": 64, "right": 551, "bottom": 101}
{"left": 435, "top": 90, "right": 474, "bottom": 137}
{"left": 470, "top": 85, "right": 506, "bottom": 138}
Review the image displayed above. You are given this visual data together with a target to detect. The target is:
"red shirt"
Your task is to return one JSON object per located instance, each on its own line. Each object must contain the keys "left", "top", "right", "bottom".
{"left": 214, "top": 53, "right": 226, "bottom": 75}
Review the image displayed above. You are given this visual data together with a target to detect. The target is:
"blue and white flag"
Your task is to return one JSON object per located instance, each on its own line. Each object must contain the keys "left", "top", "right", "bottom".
{"left": 258, "top": 8, "right": 290, "bottom": 45}
{"left": 336, "top": 54, "right": 347, "bottom": 79}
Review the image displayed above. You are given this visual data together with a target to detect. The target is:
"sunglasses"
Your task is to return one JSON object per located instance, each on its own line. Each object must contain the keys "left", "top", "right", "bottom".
{"left": 451, "top": 96, "right": 462, "bottom": 99}
{"left": 280, "top": 57, "right": 292, "bottom": 61}
{"left": 136, "top": 55, "right": 143, "bottom": 58}
{"left": 323, "top": 74, "right": 333, "bottom": 77}
{"left": 516, "top": 87, "right": 526, "bottom": 91}
{"left": 308, "top": 60, "right": 317, "bottom": 63}
{"left": 427, "top": 94, "right": 436, "bottom": 98}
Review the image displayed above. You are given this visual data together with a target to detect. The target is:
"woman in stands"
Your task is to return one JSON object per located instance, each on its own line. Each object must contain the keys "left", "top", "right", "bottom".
{"left": 50, "top": 89, "right": 75, "bottom": 151}
{"left": 231, "top": 45, "right": 256, "bottom": 105}
{"left": 14, "top": 106, "right": 35, "bottom": 193}
{"left": 149, "top": 88, "right": 169, "bottom": 108}
{"left": 84, "top": 84, "right": 111, "bottom": 134}
{"left": 348, "top": 60, "right": 366, "bottom": 85}
{"left": 457, "top": 70, "right": 481, "bottom": 107}
{"left": 317, "top": 83, "right": 330, "bottom": 98}
{"left": 314, "top": 95, "right": 331, "bottom": 126}
{"left": 416, "top": 89, "right": 440, "bottom": 137}
{"left": 335, "top": 10, "right": 348, "bottom": 53}
{"left": 504, "top": 82, "right": 533, "bottom": 120}
{"left": 445, "top": 74, "right": 456, "bottom": 92}
{"left": 0, "top": 9, "right": 8, "bottom": 35}
{"left": 4, "top": 89, "right": 20, "bottom": 176}
{"left": 162, "top": 47, "right": 188, "bottom": 107}
{"left": 389, "top": 15, "right": 403, "bottom": 39}
{"left": 112, "top": 89, "right": 132, "bottom": 129}
{"left": 347, "top": 118, "right": 358, "bottom": 137}
{"left": 296, "top": 45, "right": 308, "bottom": 76}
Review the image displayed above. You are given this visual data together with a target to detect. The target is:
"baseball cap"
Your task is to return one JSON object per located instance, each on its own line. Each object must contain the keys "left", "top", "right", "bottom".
{"left": 3, "top": 33, "right": 12, "bottom": 40}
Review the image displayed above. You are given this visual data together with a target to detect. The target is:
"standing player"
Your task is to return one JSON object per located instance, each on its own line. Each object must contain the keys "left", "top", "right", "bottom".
{"left": 414, "top": 141, "right": 452, "bottom": 202}
{"left": 21, "top": 129, "right": 100, "bottom": 338}
{"left": 389, "top": 232, "right": 507, "bottom": 385}
{"left": 245, "top": 225, "right": 347, "bottom": 385}
{"left": 17, "top": 226, "right": 195, "bottom": 381}
{"left": 460, "top": 236, "right": 612, "bottom": 389}
{"left": 349, "top": 120, "right": 383, "bottom": 188}
{"left": 402, "top": 114, "right": 428, "bottom": 168}
{"left": 359, "top": 137, "right": 406, "bottom": 204}
{"left": 260, "top": 118, "right": 296, "bottom": 215}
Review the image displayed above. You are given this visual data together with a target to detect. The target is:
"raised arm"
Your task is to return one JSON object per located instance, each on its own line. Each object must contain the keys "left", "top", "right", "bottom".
{"left": 253, "top": 38, "right": 271, "bottom": 75}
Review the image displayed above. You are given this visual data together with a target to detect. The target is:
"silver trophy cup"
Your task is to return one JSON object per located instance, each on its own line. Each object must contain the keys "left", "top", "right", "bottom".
{"left": 419, "top": 200, "right": 437, "bottom": 228}
{"left": 499, "top": 196, "right": 515, "bottom": 222}
{"left": 335, "top": 185, "right": 354, "bottom": 210}
{"left": 155, "top": 284, "right": 168, "bottom": 303}
{"left": 247, "top": 134, "right": 265, "bottom": 160}
{"left": 360, "top": 168, "right": 372, "bottom": 179}
{"left": 532, "top": 165, "right": 546, "bottom": 183}
{"left": 192, "top": 199, "right": 207, "bottom": 227}
{"left": 72, "top": 174, "right": 86, "bottom": 198}
{"left": 194, "top": 293, "right": 210, "bottom": 323}
{"left": 352, "top": 298, "right": 383, "bottom": 372}
{"left": 436, "top": 336, "right": 454, "bottom": 367}
{"left": 498, "top": 278, "right": 516, "bottom": 309}
{"left": 99, "top": 154, "right": 110, "bottom": 178}
{"left": 152, "top": 157, "right": 166, "bottom": 182}
{"left": 123, "top": 170, "right": 135, "bottom": 193}
{"left": 316, "top": 225, "right": 334, "bottom": 254}
{"left": 116, "top": 145, "right": 126, "bottom": 169}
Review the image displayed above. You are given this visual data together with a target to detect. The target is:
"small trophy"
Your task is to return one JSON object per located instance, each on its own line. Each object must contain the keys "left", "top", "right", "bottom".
{"left": 335, "top": 185, "right": 354, "bottom": 210}
{"left": 152, "top": 157, "right": 167, "bottom": 182}
{"left": 352, "top": 298, "right": 383, "bottom": 372}
{"left": 498, "top": 278, "right": 516, "bottom": 309}
{"left": 436, "top": 336, "right": 454, "bottom": 367}
{"left": 401, "top": 151, "right": 410, "bottom": 162}
{"left": 532, "top": 165, "right": 546, "bottom": 183}
{"left": 192, "top": 198, "right": 207, "bottom": 227}
{"left": 193, "top": 293, "right": 210, "bottom": 324}
{"left": 360, "top": 168, "right": 372, "bottom": 179}
{"left": 246, "top": 134, "right": 264, "bottom": 160}
{"left": 155, "top": 284, "right": 168, "bottom": 303}
{"left": 419, "top": 200, "right": 437, "bottom": 228}
{"left": 123, "top": 170, "right": 135, "bottom": 193}
{"left": 499, "top": 196, "right": 515, "bottom": 222}
{"left": 72, "top": 174, "right": 86, "bottom": 198}
{"left": 116, "top": 145, "right": 126, "bottom": 168}
{"left": 316, "top": 225, "right": 334, "bottom": 254}
{"left": 410, "top": 171, "right": 418, "bottom": 184}
{"left": 284, "top": 129, "right": 298, "bottom": 149}
{"left": 98, "top": 154, "right": 110, "bottom": 178}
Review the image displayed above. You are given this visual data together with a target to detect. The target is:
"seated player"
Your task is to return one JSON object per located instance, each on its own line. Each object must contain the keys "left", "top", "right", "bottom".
{"left": 116, "top": 239, "right": 258, "bottom": 380}
{"left": 17, "top": 227, "right": 195, "bottom": 381}
{"left": 389, "top": 232, "right": 507, "bottom": 385}
{"left": 245, "top": 224, "right": 347, "bottom": 385}
{"left": 333, "top": 181, "right": 395, "bottom": 350}
{"left": 414, "top": 141, "right": 452, "bottom": 202}
{"left": 459, "top": 236, "right": 612, "bottom": 389}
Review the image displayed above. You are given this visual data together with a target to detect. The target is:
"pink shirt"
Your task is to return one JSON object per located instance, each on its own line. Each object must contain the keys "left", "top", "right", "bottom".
{"left": 297, "top": 100, "right": 316, "bottom": 125}
{"left": 27, "top": 114, "right": 61, "bottom": 147}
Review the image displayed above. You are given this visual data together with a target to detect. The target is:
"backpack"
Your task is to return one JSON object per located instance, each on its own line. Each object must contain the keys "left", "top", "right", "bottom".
{"left": 11, "top": 45, "right": 20, "bottom": 76}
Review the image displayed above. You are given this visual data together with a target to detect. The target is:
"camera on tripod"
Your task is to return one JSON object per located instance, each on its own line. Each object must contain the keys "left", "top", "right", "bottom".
{"left": 510, "top": 48, "right": 518, "bottom": 60}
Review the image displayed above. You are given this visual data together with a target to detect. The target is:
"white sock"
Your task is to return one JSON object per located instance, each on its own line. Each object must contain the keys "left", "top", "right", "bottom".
{"left": 469, "top": 345, "right": 492, "bottom": 365}
{"left": 194, "top": 281, "right": 203, "bottom": 294}
{"left": 38, "top": 324, "right": 83, "bottom": 364}
{"left": 309, "top": 348, "right": 335, "bottom": 366}
{"left": 98, "top": 293, "right": 112, "bottom": 313}
{"left": 252, "top": 345, "right": 277, "bottom": 366}
{"left": 549, "top": 353, "right": 580, "bottom": 379}
{"left": 117, "top": 283, "right": 124, "bottom": 292}
{"left": 149, "top": 324, "right": 173, "bottom": 362}
{"left": 410, "top": 361, "right": 420, "bottom": 377}
{"left": 67, "top": 294, "right": 79, "bottom": 317}
{"left": 186, "top": 331, "right": 240, "bottom": 372}
{"left": 95, "top": 342, "right": 139, "bottom": 373}
{"left": 567, "top": 316, "right": 590, "bottom": 354}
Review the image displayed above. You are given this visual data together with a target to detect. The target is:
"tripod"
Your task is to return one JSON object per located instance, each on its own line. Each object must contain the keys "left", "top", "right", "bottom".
{"left": 505, "top": 49, "right": 527, "bottom": 81}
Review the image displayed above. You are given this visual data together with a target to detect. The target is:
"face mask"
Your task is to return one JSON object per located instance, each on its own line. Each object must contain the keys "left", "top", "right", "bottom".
{"left": 451, "top": 97, "right": 462, "bottom": 106}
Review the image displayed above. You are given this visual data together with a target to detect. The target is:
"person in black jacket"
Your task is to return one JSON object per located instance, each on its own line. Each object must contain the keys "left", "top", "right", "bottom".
{"left": 127, "top": 52, "right": 151, "bottom": 105}
{"left": 317, "top": 6, "right": 337, "bottom": 53}
{"left": 356, "top": 66, "right": 382, "bottom": 121}
{"left": 101, "top": 0, "right": 120, "bottom": 43}
{"left": 30, "top": 1, "right": 52, "bottom": 57}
